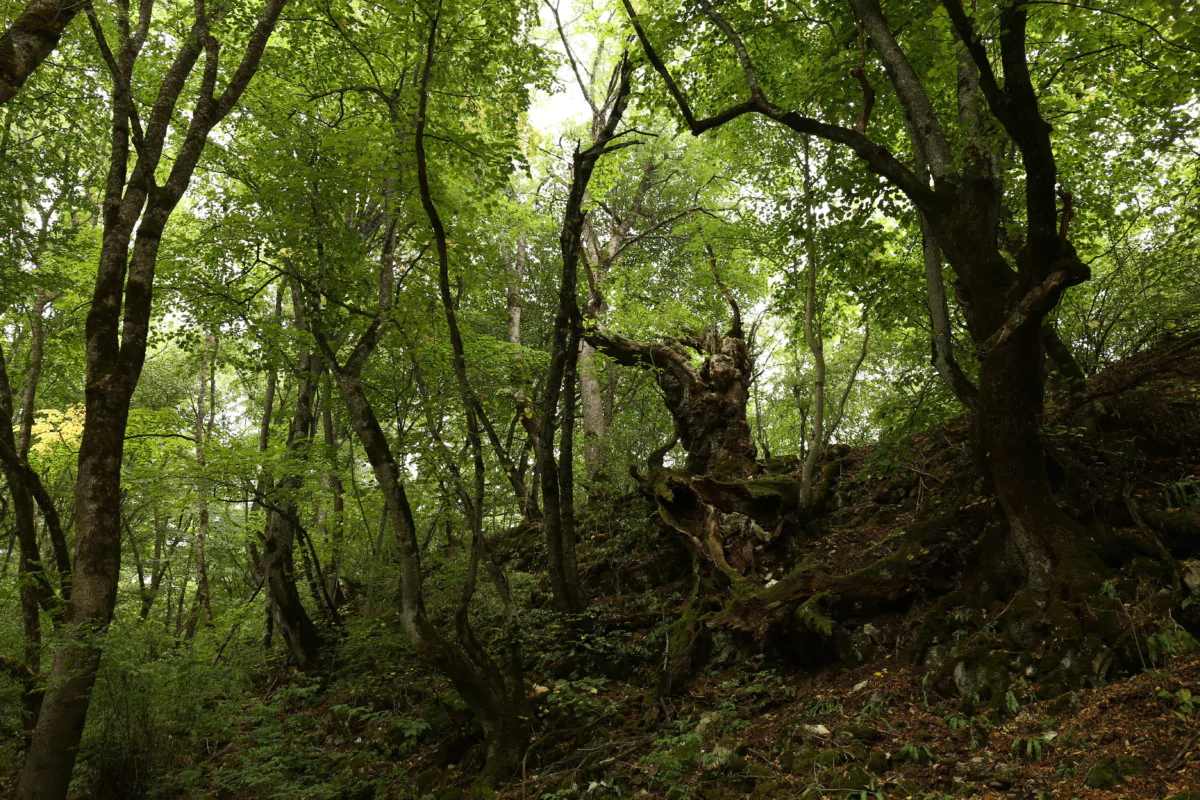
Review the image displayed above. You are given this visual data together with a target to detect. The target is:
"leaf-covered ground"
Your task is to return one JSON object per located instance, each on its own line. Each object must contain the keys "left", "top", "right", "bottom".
{"left": 5, "top": 334, "right": 1198, "bottom": 800}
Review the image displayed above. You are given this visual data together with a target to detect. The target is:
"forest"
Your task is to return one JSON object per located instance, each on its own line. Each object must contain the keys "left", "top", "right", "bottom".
{"left": 1, "top": 0, "right": 1198, "bottom": 797}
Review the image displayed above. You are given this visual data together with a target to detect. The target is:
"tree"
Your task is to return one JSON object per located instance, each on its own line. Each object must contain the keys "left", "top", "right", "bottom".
{"left": 618, "top": 0, "right": 1188, "bottom": 596}
{"left": 537, "top": 53, "right": 634, "bottom": 612}
{"left": 17, "top": 0, "right": 285, "bottom": 794}
{"left": 0, "top": 0, "right": 83, "bottom": 105}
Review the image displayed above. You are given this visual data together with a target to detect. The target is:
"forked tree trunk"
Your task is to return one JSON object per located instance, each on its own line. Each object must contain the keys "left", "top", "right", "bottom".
{"left": 308, "top": 18, "right": 532, "bottom": 790}
{"left": 261, "top": 291, "right": 323, "bottom": 669}
{"left": 538, "top": 55, "right": 634, "bottom": 613}
{"left": 17, "top": 3, "right": 284, "bottom": 795}
{"left": 0, "top": 343, "right": 51, "bottom": 735}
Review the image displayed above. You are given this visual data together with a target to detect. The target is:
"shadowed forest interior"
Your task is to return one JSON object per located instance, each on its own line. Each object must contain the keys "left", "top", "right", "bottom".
{"left": 1, "top": 0, "right": 1199, "bottom": 797}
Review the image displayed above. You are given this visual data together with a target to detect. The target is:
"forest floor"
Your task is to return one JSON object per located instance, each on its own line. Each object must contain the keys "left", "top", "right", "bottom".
{"left": 4, "top": 334, "right": 1199, "bottom": 800}
{"left": 222, "top": 332, "right": 1197, "bottom": 800}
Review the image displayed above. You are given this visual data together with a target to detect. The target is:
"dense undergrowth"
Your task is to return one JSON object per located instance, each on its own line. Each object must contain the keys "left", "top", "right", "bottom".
{"left": 3, "top": 333, "right": 1200, "bottom": 800}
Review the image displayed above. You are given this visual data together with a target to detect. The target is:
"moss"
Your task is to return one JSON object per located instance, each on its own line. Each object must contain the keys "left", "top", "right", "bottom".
{"left": 1085, "top": 757, "right": 1121, "bottom": 789}
{"left": 779, "top": 745, "right": 817, "bottom": 775}
{"left": 836, "top": 724, "right": 882, "bottom": 742}
{"left": 827, "top": 766, "right": 872, "bottom": 791}
{"left": 661, "top": 577, "right": 708, "bottom": 695}
{"left": 1115, "top": 755, "right": 1145, "bottom": 776}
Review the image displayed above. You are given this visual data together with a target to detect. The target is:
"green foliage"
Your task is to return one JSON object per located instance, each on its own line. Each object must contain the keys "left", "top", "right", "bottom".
{"left": 1165, "top": 478, "right": 1200, "bottom": 509}
{"left": 1147, "top": 623, "right": 1199, "bottom": 666}
{"left": 803, "top": 697, "right": 845, "bottom": 718}
{"left": 1011, "top": 736, "right": 1052, "bottom": 762}
{"left": 1158, "top": 687, "right": 1198, "bottom": 722}
{"left": 895, "top": 743, "right": 936, "bottom": 765}
{"left": 1, "top": 0, "right": 1199, "bottom": 797}
{"left": 641, "top": 729, "right": 703, "bottom": 787}
{"left": 542, "top": 677, "right": 612, "bottom": 727}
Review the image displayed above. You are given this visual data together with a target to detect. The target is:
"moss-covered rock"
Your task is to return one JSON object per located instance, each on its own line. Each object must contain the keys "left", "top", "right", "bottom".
{"left": 991, "top": 762, "right": 1022, "bottom": 788}
{"left": 814, "top": 748, "right": 845, "bottom": 767}
{"left": 1115, "top": 755, "right": 1146, "bottom": 777}
{"left": 777, "top": 744, "right": 817, "bottom": 774}
{"left": 703, "top": 738, "right": 749, "bottom": 773}
{"left": 835, "top": 724, "right": 881, "bottom": 742}
{"left": 1085, "top": 757, "right": 1121, "bottom": 789}
{"left": 827, "top": 766, "right": 872, "bottom": 792}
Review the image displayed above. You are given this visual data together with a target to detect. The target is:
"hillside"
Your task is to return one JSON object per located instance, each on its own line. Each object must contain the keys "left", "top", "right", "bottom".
{"left": 18, "top": 331, "right": 1190, "bottom": 800}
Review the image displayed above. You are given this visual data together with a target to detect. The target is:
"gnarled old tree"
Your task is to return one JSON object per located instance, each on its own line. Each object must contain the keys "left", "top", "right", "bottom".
{"left": 586, "top": 276, "right": 756, "bottom": 478}
{"left": 17, "top": 0, "right": 286, "bottom": 796}
{"left": 623, "top": 0, "right": 1102, "bottom": 597}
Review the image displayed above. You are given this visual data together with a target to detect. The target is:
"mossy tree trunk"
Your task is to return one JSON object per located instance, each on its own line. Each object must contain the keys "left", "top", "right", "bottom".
{"left": 587, "top": 314, "right": 757, "bottom": 477}
{"left": 17, "top": 3, "right": 285, "bottom": 794}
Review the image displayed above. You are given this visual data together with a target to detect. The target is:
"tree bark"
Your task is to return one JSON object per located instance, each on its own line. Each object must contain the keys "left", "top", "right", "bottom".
{"left": 799, "top": 141, "right": 826, "bottom": 506}
{"left": 506, "top": 231, "right": 525, "bottom": 346}
{"left": 538, "top": 59, "right": 634, "bottom": 612}
{"left": 260, "top": 288, "right": 323, "bottom": 669}
{"left": 260, "top": 364, "right": 323, "bottom": 668}
{"left": 17, "top": 2, "right": 285, "bottom": 795}
{"left": 319, "top": 375, "right": 345, "bottom": 603}
{"left": 922, "top": 218, "right": 977, "bottom": 410}
{"left": 579, "top": 340, "right": 608, "bottom": 481}
{"left": 0, "top": 0, "right": 81, "bottom": 105}
{"left": 587, "top": 321, "right": 757, "bottom": 477}
{"left": 185, "top": 333, "right": 216, "bottom": 638}
{"left": 0, "top": 343, "right": 49, "bottom": 736}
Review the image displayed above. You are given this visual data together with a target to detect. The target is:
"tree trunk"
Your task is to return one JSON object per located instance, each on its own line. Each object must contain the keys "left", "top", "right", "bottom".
{"left": 921, "top": 217, "right": 977, "bottom": 410}
{"left": 17, "top": 3, "right": 284, "bottom": 793}
{"left": 587, "top": 323, "right": 757, "bottom": 477}
{"left": 0, "top": 0, "right": 81, "bottom": 105}
{"left": 537, "top": 56, "right": 634, "bottom": 613}
{"left": 138, "top": 511, "right": 170, "bottom": 621}
{"left": 975, "top": 325, "right": 1097, "bottom": 591}
{"left": 416, "top": 20, "right": 531, "bottom": 782}
{"left": 932, "top": 184, "right": 1094, "bottom": 591}
{"left": 506, "top": 232, "right": 525, "bottom": 346}
{"left": 261, "top": 289, "right": 323, "bottom": 669}
{"left": 0, "top": 334, "right": 60, "bottom": 735}
{"left": 799, "top": 141, "right": 825, "bottom": 506}
{"left": 579, "top": 341, "right": 608, "bottom": 481}
{"left": 185, "top": 334, "right": 216, "bottom": 638}
{"left": 319, "top": 375, "right": 345, "bottom": 604}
